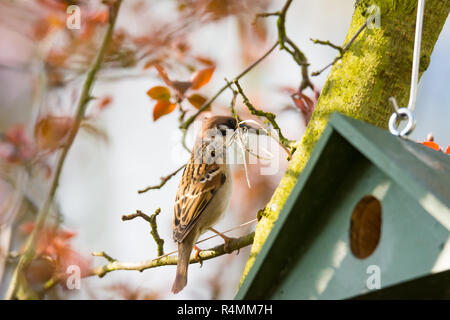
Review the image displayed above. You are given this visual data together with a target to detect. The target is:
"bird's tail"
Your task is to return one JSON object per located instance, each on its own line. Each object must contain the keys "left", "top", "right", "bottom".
{"left": 172, "top": 240, "right": 194, "bottom": 294}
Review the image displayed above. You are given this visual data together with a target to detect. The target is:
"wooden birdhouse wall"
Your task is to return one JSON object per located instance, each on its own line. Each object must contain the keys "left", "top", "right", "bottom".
{"left": 270, "top": 154, "right": 448, "bottom": 299}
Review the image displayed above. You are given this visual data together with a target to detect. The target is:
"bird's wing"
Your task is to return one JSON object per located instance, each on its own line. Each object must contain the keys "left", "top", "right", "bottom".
{"left": 173, "top": 158, "right": 226, "bottom": 243}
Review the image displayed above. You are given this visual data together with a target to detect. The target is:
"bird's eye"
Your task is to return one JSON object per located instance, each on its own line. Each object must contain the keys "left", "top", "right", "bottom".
{"left": 218, "top": 125, "right": 228, "bottom": 136}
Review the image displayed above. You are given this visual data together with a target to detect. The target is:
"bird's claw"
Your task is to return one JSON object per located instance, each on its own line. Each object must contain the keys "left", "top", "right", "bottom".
{"left": 193, "top": 245, "right": 203, "bottom": 268}
{"left": 207, "top": 227, "right": 238, "bottom": 254}
{"left": 222, "top": 236, "right": 238, "bottom": 254}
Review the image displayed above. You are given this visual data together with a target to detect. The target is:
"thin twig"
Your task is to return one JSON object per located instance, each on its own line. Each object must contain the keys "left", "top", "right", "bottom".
{"left": 4, "top": 0, "right": 123, "bottom": 300}
{"left": 176, "top": 100, "right": 190, "bottom": 153}
{"left": 233, "top": 80, "right": 294, "bottom": 155}
{"left": 178, "top": 41, "right": 279, "bottom": 150}
{"left": 225, "top": 78, "right": 240, "bottom": 121}
{"left": 230, "top": 90, "right": 239, "bottom": 120}
{"left": 92, "top": 251, "right": 116, "bottom": 263}
{"left": 310, "top": 38, "right": 344, "bottom": 54}
{"left": 312, "top": 22, "right": 367, "bottom": 76}
{"left": 257, "top": 0, "right": 313, "bottom": 92}
{"left": 122, "top": 209, "right": 165, "bottom": 256}
{"left": 137, "top": 164, "right": 185, "bottom": 194}
{"left": 285, "top": 36, "right": 313, "bottom": 91}
{"left": 91, "top": 232, "right": 255, "bottom": 278}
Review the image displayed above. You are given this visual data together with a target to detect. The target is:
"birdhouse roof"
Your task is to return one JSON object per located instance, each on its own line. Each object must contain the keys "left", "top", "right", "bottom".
{"left": 236, "top": 112, "right": 450, "bottom": 299}
{"left": 328, "top": 113, "right": 450, "bottom": 212}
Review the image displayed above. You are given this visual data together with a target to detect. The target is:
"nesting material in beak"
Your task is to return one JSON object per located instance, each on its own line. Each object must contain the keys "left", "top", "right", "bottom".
{"left": 238, "top": 121, "right": 268, "bottom": 136}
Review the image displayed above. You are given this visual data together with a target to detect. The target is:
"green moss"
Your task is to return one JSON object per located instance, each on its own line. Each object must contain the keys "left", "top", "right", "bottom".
{"left": 240, "top": 0, "right": 450, "bottom": 285}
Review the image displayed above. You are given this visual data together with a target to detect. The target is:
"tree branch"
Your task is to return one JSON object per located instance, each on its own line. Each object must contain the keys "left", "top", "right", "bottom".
{"left": 137, "top": 164, "right": 185, "bottom": 194}
{"left": 91, "top": 232, "right": 254, "bottom": 278}
{"left": 122, "top": 209, "right": 165, "bottom": 256}
{"left": 310, "top": 38, "right": 344, "bottom": 54}
{"left": 179, "top": 42, "right": 278, "bottom": 133}
{"left": 4, "top": 0, "right": 123, "bottom": 300}
{"left": 312, "top": 22, "right": 367, "bottom": 76}
{"left": 233, "top": 80, "right": 294, "bottom": 158}
{"left": 177, "top": 42, "right": 278, "bottom": 152}
{"left": 257, "top": 0, "right": 313, "bottom": 92}
{"left": 224, "top": 78, "right": 240, "bottom": 121}
{"left": 92, "top": 251, "right": 116, "bottom": 263}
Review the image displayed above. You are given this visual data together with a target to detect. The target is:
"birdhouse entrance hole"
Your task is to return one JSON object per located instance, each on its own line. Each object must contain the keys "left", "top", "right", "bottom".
{"left": 349, "top": 195, "right": 382, "bottom": 259}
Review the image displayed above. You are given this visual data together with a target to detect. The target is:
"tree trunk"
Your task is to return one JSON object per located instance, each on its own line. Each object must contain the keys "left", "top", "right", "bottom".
{"left": 241, "top": 0, "right": 449, "bottom": 283}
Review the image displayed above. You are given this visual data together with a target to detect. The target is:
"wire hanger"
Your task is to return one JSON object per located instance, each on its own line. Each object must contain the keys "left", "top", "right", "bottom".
{"left": 388, "top": 0, "right": 425, "bottom": 137}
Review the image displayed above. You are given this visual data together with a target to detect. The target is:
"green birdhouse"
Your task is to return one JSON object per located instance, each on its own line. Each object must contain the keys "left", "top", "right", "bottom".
{"left": 236, "top": 113, "right": 450, "bottom": 300}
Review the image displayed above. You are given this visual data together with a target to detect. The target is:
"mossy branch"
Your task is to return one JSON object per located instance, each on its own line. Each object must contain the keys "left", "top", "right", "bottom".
{"left": 259, "top": 0, "right": 313, "bottom": 91}
{"left": 122, "top": 209, "right": 165, "bottom": 256}
{"left": 233, "top": 80, "right": 294, "bottom": 156}
{"left": 4, "top": 0, "right": 123, "bottom": 300}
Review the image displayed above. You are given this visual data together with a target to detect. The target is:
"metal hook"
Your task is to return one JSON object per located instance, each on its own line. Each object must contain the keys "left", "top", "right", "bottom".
{"left": 388, "top": 0, "right": 425, "bottom": 137}
{"left": 388, "top": 108, "right": 416, "bottom": 137}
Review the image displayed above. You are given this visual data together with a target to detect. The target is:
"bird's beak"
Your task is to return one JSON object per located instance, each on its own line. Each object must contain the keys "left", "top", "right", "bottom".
{"left": 238, "top": 122, "right": 268, "bottom": 136}
{"left": 238, "top": 122, "right": 253, "bottom": 129}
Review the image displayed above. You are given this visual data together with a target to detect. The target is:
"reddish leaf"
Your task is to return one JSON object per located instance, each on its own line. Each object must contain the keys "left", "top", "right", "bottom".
{"left": 195, "top": 56, "right": 215, "bottom": 66}
{"left": 46, "top": 13, "right": 64, "bottom": 29}
{"left": 172, "top": 81, "right": 192, "bottom": 96}
{"left": 143, "top": 60, "right": 154, "bottom": 70}
{"left": 422, "top": 141, "right": 440, "bottom": 151}
{"left": 279, "top": 86, "right": 297, "bottom": 95}
{"left": 37, "top": 0, "right": 66, "bottom": 10}
{"left": 292, "top": 92, "right": 316, "bottom": 126}
{"left": 301, "top": 94, "right": 315, "bottom": 110}
{"left": 153, "top": 101, "right": 176, "bottom": 121}
{"left": 445, "top": 146, "right": 450, "bottom": 154}
{"left": 292, "top": 97, "right": 305, "bottom": 111}
{"left": 187, "top": 93, "right": 208, "bottom": 109}
{"left": 46, "top": 50, "right": 67, "bottom": 68}
{"left": 80, "top": 22, "right": 96, "bottom": 40}
{"left": 147, "top": 86, "right": 171, "bottom": 101}
{"left": 0, "top": 142, "right": 15, "bottom": 162}
{"left": 5, "top": 124, "right": 28, "bottom": 146}
{"left": 90, "top": 10, "right": 109, "bottom": 24}
{"left": 34, "top": 116, "right": 73, "bottom": 151}
{"left": 97, "top": 96, "right": 112, "bottom": 110}
{"left": 1, "top": 124, "right": 35, "bottom": 163}
{"left": 21, "top": 223, "right": 92, "bottom": 280}
{"left": 313, "top": 87, "right": 320, "bottom": 101}
{"left": 154, "top": 64, "right": 173, "bottom": 87}
{"left": 191, "top": 67, "right": 215, "bottom": 90}
{"left": 25, "top": 256, "right": 56, "bottom": 286}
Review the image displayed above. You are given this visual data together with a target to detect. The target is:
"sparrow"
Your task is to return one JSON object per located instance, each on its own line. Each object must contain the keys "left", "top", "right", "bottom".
{"left": 171, "top": 115, "right": 252, "bottom": 294}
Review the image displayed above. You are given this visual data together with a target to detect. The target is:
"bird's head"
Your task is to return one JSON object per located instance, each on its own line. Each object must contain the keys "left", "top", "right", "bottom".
{"left": 194, "top": 116, "right": 260, "bottom": 164}
{"left": 201, "top": 115, "right": 256, "bottom": 137}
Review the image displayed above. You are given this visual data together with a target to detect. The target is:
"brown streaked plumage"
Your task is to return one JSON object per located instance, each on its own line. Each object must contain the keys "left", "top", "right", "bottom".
{"left": 171, "top": 116, "right": 240, "bottom": 294}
